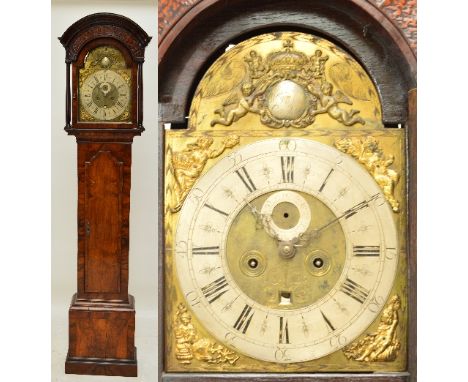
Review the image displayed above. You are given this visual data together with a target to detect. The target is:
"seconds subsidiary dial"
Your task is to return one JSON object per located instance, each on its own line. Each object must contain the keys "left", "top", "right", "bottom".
{"left": 175, "top": 138, "right": 398, "bottom": 363}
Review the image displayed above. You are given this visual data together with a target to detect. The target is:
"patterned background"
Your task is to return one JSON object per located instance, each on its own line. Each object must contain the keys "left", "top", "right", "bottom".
{"left": 158, "top": 0, "right": 417, "bottom": 54}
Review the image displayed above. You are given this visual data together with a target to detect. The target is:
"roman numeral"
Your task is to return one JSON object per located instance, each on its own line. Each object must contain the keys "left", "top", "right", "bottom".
{"left": 86, "top": 101, "right": 93, "bottom": 108}
{"left": 320, "top": 310, "right": 335, "bottom": 332}
{"left": 340, "top": 278, "right": 370, "bottom": 304}
{"left": 353, "top": 245, "right": 380, "bottom": 257}
{"left": 235, "top": 166, "right": 256, "bottom": 193}
{"left": 192, "top": 246, "right": 220, "bottom": 255}
{"left": 281, "top": 156, "right": 294, "bottom": 183}
{"left": 204, "top": 203, "right": 229, "bottom": 217}
{"left": 233, "top": 304, "right": 255, "bottom": 334}
{"left": 279, "top": 317, "right": 290, "bottom": 344}
{"left": 93, "top": 106, "right": 99, "bottom": 114}
{"left": 201, "top": 276, "right": 229, "bottom": 304}
{"left": 319, "top": 168, "right": 334, "bottom": 192}
{"left": 116, "top": 101, "right": 125, "bottom": 108}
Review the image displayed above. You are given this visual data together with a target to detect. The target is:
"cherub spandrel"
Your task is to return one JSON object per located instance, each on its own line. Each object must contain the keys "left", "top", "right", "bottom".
{"left": 310, "top": 82, "right": 365, "bottom": 126}
{"left": 344, "top": 295, "right": 401, "bottom": 362}
{"left": 210, "top": 83, "right": 258, "bottom": 127}
{"left": 174, "top": 304, "right": 197, "bottom": 364}
{"left": 168, "top": 135, "right": 240, "bottom": 212}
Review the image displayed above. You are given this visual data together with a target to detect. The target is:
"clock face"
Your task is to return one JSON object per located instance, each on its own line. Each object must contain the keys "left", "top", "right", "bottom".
{"left": 79, "top": 69, "right": 130, "bottom": 121}
{"left": 174, "top": 137, "right": 398, "bottom": 363}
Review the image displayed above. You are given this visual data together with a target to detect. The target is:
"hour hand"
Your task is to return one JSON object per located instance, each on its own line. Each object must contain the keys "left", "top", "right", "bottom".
{"left": 245, "top": 199, "right": 278, "bottom": 238}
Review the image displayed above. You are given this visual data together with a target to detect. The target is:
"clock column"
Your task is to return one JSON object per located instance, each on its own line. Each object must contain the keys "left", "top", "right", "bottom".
{"left": 59, "top": 13, "right": 151, "bottom": 377}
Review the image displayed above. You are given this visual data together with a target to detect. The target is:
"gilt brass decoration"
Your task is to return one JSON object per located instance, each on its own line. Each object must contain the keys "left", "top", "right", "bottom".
{"left": 167, "top": 135, "right": 240, "bottom": 212}
{"left": 335, "top": 136, "right": 400, "bottom": 212}
{"left": 190, "top": 32, "right": 382, "bottom": 131}
{"left": 164, "top": 31, "right": 407, "bottom": 374}
{"left": 210, "top": 39, "right": 364, "bottom": 129}
{"left": 79, "top": 46, "right": 131, "bottom": 122}
{"left": 174, "top": 303, "right": 239, "bottom": 365}
{"left": 343, "top": 295, "right": 401, "bottom": 362}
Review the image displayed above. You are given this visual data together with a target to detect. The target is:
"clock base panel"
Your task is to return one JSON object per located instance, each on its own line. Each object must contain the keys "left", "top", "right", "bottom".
{"left": 65, "top": 293, "right": 137, "bottom": 377}
{"left": 65, "top": 352, "right": 137, "bottom": 377}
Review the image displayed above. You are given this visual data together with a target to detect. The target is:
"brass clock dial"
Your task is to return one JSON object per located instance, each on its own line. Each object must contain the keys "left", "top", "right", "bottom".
{"left": 80, "top": 69, "right": 130, "bottom": 121}
{"left": 175, "top": 138, "right": 398, "bottom": 363}
{"left": 78, "top": 45, "right": 132, "bottom": 123}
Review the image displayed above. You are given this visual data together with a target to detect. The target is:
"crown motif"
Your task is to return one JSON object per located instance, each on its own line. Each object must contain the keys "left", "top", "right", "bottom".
{"left": 266, "top": 39, "right": 307, "bottom": 71}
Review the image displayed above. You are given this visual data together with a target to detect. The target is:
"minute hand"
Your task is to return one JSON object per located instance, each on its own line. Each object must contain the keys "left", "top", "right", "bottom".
{"left": 314, "top": 193, "right": 380, "bottom": 235}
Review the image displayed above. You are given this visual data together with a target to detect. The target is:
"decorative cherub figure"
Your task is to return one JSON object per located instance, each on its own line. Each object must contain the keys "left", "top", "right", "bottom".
{"left": 310, "top": 82, "right": 365, "bottom": 126}
{"left": 174, "top": 304, "right": 197, "bottom": 364}
{"left": 343, "top": 295, "right": 401, "bottom": 362}
{"left": 310, "top": 49, "right": 329, "bottom": 78}
{"left": 173, "top": 304, "right": 239, "bottom": 365}
{"left": 210, "top": 83, "right": 258, "bottom": 127}
{"left": 168, "top": 135, "right": 240, "bottom": 212}
{"left": 244, "top": 50, "right": 267, "bottom": 79}
{"left": 335, "top": 137, "right": 400, "bottom": 212}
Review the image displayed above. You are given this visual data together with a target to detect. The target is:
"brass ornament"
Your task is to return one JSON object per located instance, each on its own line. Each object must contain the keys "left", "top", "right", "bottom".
{"left": 343, "top": 295, "right": 401, "bottom": 362}
{"left": 174, "top": 303, "right": 239, "bottom": 365}
{"left": 188, "top": 32, "right": 383, "bottom": 130}
{"left": 165, "top": 31, "right": 407, "bottom": 374}
{"left": 335, "top": 136, "right": 400, "bottom": 212}
{"left": 78, "top": 45, "right": 132, "bottom": 122}
{"left": 166, "top": 135, "right": 240, "bottom": 213}
{"left": 210, "top": 39, "right": 364, "bottom": 129}
{"left": 79, "top": 46, "right": 127, "bottom": 87}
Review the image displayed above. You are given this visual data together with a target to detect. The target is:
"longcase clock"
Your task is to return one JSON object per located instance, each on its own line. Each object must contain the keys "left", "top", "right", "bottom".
{"left": 159, "top": 1, "right": 416, "bottom": 382}
{"left": 59, "top": 13, "right": 151, "bottom": 377}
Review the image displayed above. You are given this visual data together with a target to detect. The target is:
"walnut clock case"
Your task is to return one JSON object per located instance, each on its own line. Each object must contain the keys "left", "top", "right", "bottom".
{"left": 158, "top": 1, "right": 416, "bottom": 382}
{"left": 59, "top": 13, "right": 151, "bottom": 377}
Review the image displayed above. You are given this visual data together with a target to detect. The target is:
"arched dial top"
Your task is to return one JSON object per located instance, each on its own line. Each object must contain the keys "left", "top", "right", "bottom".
{"left": 78, "top": 46, "right": 131, "bottom": 123}
{"left": 175, "top": 138, "right": 398, "bottom": 363}
{"left": 189, "top": 32, "right": 383, "bottom": 131}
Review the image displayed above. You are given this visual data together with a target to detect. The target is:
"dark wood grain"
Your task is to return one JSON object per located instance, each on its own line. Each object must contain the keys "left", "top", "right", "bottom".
{"left": 60, "top": 13, "right": 150, "bottom": 377}
{"left": 66, "top": 295, "right": 137, "bottom": 376}
{"left": 158, "top": 0, "right": 417, "bottom": 54}
{"left": 77, "top": 143, "right": 131, "bottom": 300}
{"left": 65, "top": 62, "right": 71, "bottom": 129}
{"left": 158, "top": 0, "right": 416, "bottom": 126}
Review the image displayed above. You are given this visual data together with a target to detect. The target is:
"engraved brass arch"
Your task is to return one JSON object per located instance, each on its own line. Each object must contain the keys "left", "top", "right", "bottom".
{"left": 189, "top": 32, "right": 383, "bottom": 131}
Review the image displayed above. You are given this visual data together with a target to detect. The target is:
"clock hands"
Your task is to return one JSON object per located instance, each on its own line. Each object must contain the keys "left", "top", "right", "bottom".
{"left": 296, "top": 193, "right": 380, "bottom": 246}
{"left": 245, "top": 192, "right": 379, "bottom": 258}
{"left": 244, "top": 198, "right": 279, "bottom": 239}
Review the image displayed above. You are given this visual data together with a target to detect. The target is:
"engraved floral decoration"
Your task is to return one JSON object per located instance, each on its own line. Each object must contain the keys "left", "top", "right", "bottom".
{"left": 335, "top": 137, "right": 400, "bottom": 212}
{"left": 166, "top": 135, "right": 240, "bottom": 213}
{"left": 174, "top": 303, "right": 239, "bottom": 365}
{"left": 210, "top": 40, "right": 365, "bottom": 129}
{"left": 343, "top": 295, "right": 401, "bottom": 362}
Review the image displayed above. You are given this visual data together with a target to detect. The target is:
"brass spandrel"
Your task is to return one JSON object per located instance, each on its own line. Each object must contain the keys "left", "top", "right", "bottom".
{"left": 174, "top": 303, "right": 239, "bottom": 365}
{"left": 343, "top": 295, "right": 402, "bottom": 362}
{"left": 166, "top": 135, "right": 240, "bottom": 213}
{"left": 335, "top": 136, "right": 400, "bottom": 212}
{"left": 189, "top": 32, "right": 382, "bottom": 131}
{"left": 78, "top": 45, "right": 132, "bottom": 123}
